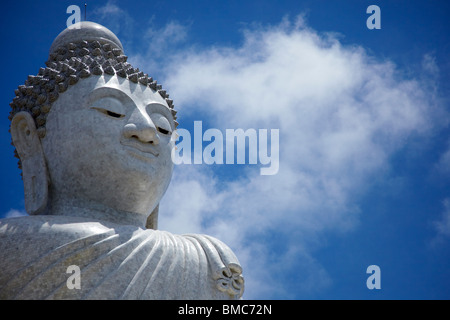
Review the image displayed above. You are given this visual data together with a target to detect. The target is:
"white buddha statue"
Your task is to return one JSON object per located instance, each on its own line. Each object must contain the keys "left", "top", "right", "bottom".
{"left": 0, "top": 22, "right": 244, "bottom": 300}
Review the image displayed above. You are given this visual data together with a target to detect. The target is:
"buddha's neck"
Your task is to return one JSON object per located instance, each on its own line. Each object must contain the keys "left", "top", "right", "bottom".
{"left": 41, "top": 195, "right": 148, "bottom": 228}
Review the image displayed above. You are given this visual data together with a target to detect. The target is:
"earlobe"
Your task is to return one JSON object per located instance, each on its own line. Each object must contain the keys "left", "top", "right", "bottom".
{"left": 10, "top": 112, "right": 48, "bottom": 215}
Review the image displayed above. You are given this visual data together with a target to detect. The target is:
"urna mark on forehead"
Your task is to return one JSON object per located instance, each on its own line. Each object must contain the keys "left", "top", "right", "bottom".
{"left": 9, "top": 21, "right": 178, "bottom": 143}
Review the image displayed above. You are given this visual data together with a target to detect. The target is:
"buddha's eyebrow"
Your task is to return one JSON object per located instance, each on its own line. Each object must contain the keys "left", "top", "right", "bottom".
{"left": 145, "top": 102, "right": 172, "bottom": 113}
{"left": 86, "top": 86, "right": 134, "bottom": 106}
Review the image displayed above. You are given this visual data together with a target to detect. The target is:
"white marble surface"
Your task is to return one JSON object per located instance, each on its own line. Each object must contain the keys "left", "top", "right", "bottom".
{"left": 0, "top": 215, "right": 244, "bottom": 299}
{"left": 41, "top": 74, "right": 175, "bottom": 227}
{"left": 1, "top": 22, "right": 244, "bottom": 300}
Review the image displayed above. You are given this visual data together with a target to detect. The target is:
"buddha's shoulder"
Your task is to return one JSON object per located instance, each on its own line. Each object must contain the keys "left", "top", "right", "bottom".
{"left": 0, "top": 215, "right": 243, "bottom": 299}
{"left": 0, "top": 215, "right": 144, "bottom": 260}
{"left": 0, "top": 215, "right": 233, "bottom": 253}
{"left": 0, "top": 215, "right": 128, "bottom": 240}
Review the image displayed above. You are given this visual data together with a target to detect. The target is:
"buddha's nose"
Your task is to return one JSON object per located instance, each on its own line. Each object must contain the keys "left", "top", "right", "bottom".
{"left": 122, "top": 109, "right": 159, "bottom": 145}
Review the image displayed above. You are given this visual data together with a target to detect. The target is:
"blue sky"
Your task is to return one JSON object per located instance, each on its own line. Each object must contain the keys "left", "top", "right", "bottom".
{"left": 1, "top": 0, "right": 450, "bottom": 299}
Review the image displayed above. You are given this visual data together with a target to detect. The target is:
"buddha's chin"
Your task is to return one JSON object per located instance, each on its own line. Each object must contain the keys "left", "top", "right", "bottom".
{"left": 109, "top": 148, "right": 172, "bottom": 177}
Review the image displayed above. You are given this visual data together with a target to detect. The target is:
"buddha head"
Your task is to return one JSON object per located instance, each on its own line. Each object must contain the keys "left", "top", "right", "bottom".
{"left": 8, "top": 22, "right": 178, "bottom": 229}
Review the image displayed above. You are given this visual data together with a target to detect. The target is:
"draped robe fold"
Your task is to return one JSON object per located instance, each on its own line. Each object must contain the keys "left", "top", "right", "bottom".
{"left": 0, "top": 215, "right": 244, "bottom": 300}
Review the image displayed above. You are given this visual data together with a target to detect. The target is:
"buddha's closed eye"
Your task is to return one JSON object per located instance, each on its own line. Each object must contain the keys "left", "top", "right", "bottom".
{"left": 91, "top": 106, "right": 172, "bottom": 136}
{"left": 151, "top": 113, "right": 172, "bottom": 136}
{"left": 157, "top": 127, "right": 170, "bottom": 135}
{"left": 92, "top": 107, "right": 125, "bottom": 119}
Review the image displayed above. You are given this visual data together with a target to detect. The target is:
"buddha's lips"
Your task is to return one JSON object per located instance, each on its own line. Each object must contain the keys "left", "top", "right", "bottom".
{"left": 120, "top": 139, "right": 159, "bottom": 157}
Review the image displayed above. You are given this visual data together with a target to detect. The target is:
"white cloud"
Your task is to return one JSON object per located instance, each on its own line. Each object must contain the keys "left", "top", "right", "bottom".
{"left": 147, "top": 16, "right": 443, "bottom": 299}
{"left": 422, "top": 53, "right": 439, "bottom": 77}
{"left": 91, "top": 0, "right": 135, "bottom": 47}
{"left": 3, "top": 209, "right": 28, "bottom": 218}
{"left": 160, "top": 166, "right": 224, "bottom": 235}
{"left": 128, "top": 20, "right": 190, "bottom": 77}
{"left": 144, "top": 21, "right": 188, "bottom": 55}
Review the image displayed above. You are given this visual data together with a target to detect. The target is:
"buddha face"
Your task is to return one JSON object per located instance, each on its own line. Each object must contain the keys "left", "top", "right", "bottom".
{"left": 41, "top": 74, "right": 175, "bottom": 220}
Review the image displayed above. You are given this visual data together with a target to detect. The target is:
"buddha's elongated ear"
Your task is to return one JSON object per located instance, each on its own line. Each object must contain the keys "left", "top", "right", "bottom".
{"left": 145, "top": 204, "right": 159, "bottom": 230}
{"left": 10, "top": 111, "right": 48, "bottom": 215}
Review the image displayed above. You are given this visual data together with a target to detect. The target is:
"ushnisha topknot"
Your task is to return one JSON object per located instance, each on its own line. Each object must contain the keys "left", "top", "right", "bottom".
{"left": 9, "top": 21, "right": 178, "bottom": 146}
